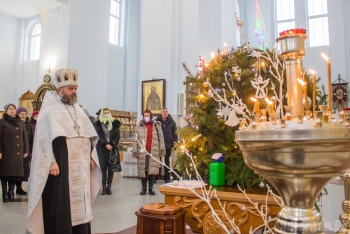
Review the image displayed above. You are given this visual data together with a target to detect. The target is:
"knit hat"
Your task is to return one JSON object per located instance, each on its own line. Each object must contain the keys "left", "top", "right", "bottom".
{"left": 53, "top": 68, "right": 78, "bottom": 88}
{"left": 32, "top": 111, "right": 39, "bottom": 117}
{"left": 16, "top": 106, "right": 28, "bottom": 115}
{"left": 4, "top": 103, "right": 16, "bottom": 112}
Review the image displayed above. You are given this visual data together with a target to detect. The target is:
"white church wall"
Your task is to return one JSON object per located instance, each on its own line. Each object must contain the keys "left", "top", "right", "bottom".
{"left": 198, "top": 0, "right": 222, "bottom": 61}
{"left": 138, "top": 0, "right": 174, "bottom": 116}
{"left": 123, "top": 0, "right": 141, "bottom": 112}
{"left": 176, "top": 0, "right": 200, "bottom": 117}
{"left": 39, "top": 6, "right": 71, "bottom": 87}
{"left": 221, "top": 0, "right": 237, "bottom": 49}
{"left": 345, "top": 0, "right": 350, "bottom": 83}
{"left": 138, "top": 0, "right": 201, "bottom": 117}
{"left": 107, "top": 44, "right": 125, "bottom": 110}
{"left": 67, "top": 0, "right": 110, "bottom": 114}
{"left": 0, "top": 13, "right": 19, "bottom": 109}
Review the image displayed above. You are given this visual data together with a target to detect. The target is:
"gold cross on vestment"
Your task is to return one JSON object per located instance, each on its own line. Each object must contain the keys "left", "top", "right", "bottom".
{"left": 73, "top": 120, "right": 80, "bottom": 136}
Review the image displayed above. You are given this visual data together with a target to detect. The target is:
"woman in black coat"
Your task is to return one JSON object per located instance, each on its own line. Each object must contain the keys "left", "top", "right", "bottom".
{"left": 16, "top": 106, "right": 33, "bottom": 195}
{"left": 0, "top": 104, "right": 29, "bottom": 202}
{"left": 95, "top": 108, "right": 121, "bottom": 195}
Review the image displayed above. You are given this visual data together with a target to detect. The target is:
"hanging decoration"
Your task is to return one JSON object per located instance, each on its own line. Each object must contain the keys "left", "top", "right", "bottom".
{"left": 254, "top": 0, "right": 269, "bottom": 50}
{"left": 332, "top": 74, "right": 349, "bottom": 112}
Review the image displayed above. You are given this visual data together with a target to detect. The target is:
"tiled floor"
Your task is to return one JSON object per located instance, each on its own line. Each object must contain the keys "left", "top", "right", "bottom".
{"left": 0, "top": 174, "right": 345, "bottom": 233}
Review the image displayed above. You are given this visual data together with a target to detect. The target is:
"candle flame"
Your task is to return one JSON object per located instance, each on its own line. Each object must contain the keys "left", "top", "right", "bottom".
{"left": 321, "top": 53, "right": 329, "bottom": 62}
{"left": 191, "top": 134, "right": 202, "bottom": 141}
{"left": 211, "top": 52, "right": 215, "bottom": 58}
{"left": 205, "top": 63, "right": 208, "bottom": 67}
{"left": 224, "top": 43, "right": 227, "bottom": 47}
{"left": 308, "top": 69, "right": 316, "bottom": 74}
{"left": 297, "top": 78, "right": 306, "bottom": 86}
{"left": 265, "top": 97, "right": 273, "bottom": 105}
{"left": 250, "top": 97, "right": 257, "bottom": 102}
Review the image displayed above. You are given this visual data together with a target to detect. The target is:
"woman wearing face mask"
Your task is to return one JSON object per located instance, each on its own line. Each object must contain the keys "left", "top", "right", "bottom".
{"left": 0, "top": 104, "right": 29, "bottom": 202}
{"left": 133, "top": 110, "right": 165, "bottom": 195}
{"left": 95, "top": 108, "right": 121, "bottom": 195}
{"left": 29, "top": 111, "right": 39, "bottom": 135}
{"left": 15, "top": 107, "right": 33, "bottom": 195}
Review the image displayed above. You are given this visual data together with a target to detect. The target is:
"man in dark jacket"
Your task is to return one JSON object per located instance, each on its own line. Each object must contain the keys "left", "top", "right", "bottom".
{"left": 156, "top": 107, "right": 178, "bottom": 183}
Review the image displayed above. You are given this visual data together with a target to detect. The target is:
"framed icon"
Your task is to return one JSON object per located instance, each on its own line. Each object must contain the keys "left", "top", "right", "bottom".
{"left": 141, "top": 79, "right": 166, "bottom": 115}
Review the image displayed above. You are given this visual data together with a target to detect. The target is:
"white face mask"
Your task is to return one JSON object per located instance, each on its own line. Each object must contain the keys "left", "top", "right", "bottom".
{"left": 34, "top": 117, "right": 37, "bottom": 120}
{"left": 104, "top": 114, "right": 110, "bottom": 118}
{"left": 144, "top": 117, "right": 150, "bottom": 122}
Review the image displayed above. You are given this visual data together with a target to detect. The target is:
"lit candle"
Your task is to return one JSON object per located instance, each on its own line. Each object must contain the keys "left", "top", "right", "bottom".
{"left": 250, "top": 97, "right": 259, "bottom": 116}
{"left": 297, "top": 78, "right": 309, "bottom": 112}
{"left": 211, "top": 52, "right": 215, "bottom": 58}
{"left": 265, "top": 97, "right": 274, "bottom": 116}
{"left": 321, "top": 53, "right": 331, "bottom": 111}
{"left": 309, "top": 69, "right": 317, "bottom": 117}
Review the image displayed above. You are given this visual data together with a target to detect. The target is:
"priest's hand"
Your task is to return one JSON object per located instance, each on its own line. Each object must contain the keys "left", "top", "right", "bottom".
{"left": 106, "top": 144, "right": 113, "bottom": 151}
{"left": 90, "top": 159, "right": 95, "bottom": 170}
{"left": 23, "top": 153, "right": 28, "bottom": 158}
{"left": 0, "top": 153, "right": 2, "bottom": 159}
{"left": 50, "top": 162, "right": 60, "bottom": 176}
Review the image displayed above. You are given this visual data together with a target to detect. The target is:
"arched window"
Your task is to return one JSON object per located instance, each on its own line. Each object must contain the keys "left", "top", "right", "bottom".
{"left": 109, "top": 0, "right": 124, "bottom": 47}
{"left": 29, "top": 23, "right": 41, "bottom": 61}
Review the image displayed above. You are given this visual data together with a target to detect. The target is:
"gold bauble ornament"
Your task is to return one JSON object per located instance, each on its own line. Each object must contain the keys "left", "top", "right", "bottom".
{"left": 236, "top": 20, "right": 244, "bottom": 27}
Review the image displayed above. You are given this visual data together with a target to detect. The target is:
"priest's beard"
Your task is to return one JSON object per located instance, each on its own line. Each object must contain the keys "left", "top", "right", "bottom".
{"left": 60, "top": 93, "right": 78, "bottom": 105}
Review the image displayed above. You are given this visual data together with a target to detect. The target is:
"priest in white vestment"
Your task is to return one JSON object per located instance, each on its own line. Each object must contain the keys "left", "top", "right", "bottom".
{"left": 26, "top": 68, "right": 101, "bottom": 234}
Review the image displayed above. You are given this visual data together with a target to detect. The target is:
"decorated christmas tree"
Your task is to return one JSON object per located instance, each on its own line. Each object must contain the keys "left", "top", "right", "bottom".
{"left": 176, "top": 44, "right": 327, "bottom": 188}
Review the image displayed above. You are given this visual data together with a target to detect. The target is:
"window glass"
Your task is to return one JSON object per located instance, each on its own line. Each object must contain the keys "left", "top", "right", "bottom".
{"left": 309, "top": 17, "right": 329, "bottom": 47}
{"left": 308, "top": 0, "right": 327, "bottom": 17}
{"left": 29, "top": 23, "right": 41, "bottom": 61}
{"left": 276, "top": 0, "right": 295, "bottom": 21}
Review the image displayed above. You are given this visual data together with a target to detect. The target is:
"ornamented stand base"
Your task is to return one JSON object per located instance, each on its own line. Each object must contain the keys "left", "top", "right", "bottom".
{"left": 275, "top": 207, "right": 324, "bottom": 233}
{"left": 337, "top": 170, "right": 350, "bottom": 234}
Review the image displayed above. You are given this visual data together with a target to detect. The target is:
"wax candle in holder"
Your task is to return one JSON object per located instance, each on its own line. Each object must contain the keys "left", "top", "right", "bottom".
{"left": 305, "top": 110, "right": 311, "bottom": 120}
{"left": 281, "top": 119, "right": 286, "bottom": 128}
{"left": 239, "top": 118, "right": 247, "bottom": 130}
{"left": 319, "top": 105, "right": 328, "bottom": 123}
{"left": 251, "top": 114, "right": 257, "bottom": 130}
{"left": 316, "top": 111, "right": 323, "bottom": 127}
{"left": 260, "top": 109, "right": 267, "bottom": 122}
{"left": 271, "top": 115, "right": 277, "bottom": 125}
{"left": 284, "top": 106, "right": 293, "bottom": 120}
{"left": 251, "top": 97, "right": 260, "bottom": 123}
{"left": 298, "top": 115, "right": 304, "bottom": 124}
{"left": 339, "top": 111, "right": 344, "bottom": 124}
